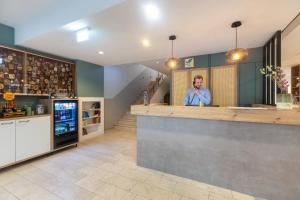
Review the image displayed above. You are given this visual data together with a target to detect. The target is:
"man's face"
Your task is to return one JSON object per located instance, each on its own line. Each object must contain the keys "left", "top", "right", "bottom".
{"left": 194, "top": 78, "right": 203, "bottom": 88}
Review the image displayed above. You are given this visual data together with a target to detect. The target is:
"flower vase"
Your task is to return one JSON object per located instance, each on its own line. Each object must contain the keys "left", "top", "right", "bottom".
{"left": 276, "top": 93, "right": 293, "bottom": 109}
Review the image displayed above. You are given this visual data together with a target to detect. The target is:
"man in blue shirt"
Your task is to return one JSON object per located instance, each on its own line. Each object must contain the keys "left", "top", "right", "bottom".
{"left": 183, "top": 75, "right": 211, "bottom": 106}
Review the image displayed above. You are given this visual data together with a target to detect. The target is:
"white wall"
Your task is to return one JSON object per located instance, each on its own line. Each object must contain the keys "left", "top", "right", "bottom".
{"left": 104, "top": 64, "right": 160, "bottom": 129}
{"left": 104, "top": 64, "right": 146, "bottom": 99}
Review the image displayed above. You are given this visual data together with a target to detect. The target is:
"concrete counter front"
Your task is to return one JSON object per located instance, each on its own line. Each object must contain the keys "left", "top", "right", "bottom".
{"left": 131, "top": 105, "right": 300, "bottom": 200}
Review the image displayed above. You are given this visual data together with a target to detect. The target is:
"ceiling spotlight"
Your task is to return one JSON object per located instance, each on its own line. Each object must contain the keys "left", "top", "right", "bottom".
{"left": 142, "top": 39, "right": 150, "bottom": 47}
{"left": 76, "top": 28, "right": 90, "bottom": 42}
{"left": 144, "top": 3, "right": 160, "bottom": 21}
{"left": 98, "top": 51, "right": 104, "bottom": 55}
{"left": 63, "top": 21, "right": 86, "bottom": 31}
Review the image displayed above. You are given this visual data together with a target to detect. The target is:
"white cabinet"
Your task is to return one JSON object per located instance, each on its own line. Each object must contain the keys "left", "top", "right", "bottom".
{"left": 0, "top": 120, "right": 16, "bottom": 168}
{"left": 16, "top": 116, "right": 50, "bottom": 161}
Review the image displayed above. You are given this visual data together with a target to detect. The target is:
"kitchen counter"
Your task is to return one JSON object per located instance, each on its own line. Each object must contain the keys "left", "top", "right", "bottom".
{"left": 131, "top": 105, "right": 300, "bottom": 125}
{"left": 0, "top": 114, "right": 51, "bottom": 122}
{"left": 131, "top": 105, "right": 300, "bottom": 200}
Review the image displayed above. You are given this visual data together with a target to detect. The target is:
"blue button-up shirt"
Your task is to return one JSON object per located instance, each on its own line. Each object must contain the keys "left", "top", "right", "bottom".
{"left": 183, "top": 88, "right": 211, "bottom": 106}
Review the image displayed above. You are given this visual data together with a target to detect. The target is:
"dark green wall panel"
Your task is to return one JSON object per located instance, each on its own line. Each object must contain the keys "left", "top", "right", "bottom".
{"left": 239, "top": 63, "right": 256, "bottom": 106}
{"left": 76, "top": 60, "right": 104, "bottom": 97}
{"left": 0, "top": 23, "right": 14, "bottom": 47}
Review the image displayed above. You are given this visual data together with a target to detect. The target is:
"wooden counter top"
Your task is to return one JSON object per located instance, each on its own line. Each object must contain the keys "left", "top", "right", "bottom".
{"left": 0, "top": 114, "right": 51, "bottom": 122}
{"left": 131, "top": 105, "right": 300, "bottom": 126}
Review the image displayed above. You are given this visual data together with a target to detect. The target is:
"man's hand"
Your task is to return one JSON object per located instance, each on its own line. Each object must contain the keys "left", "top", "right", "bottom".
{"left": 193, "top": 88, "right": 200, "bottom": 96}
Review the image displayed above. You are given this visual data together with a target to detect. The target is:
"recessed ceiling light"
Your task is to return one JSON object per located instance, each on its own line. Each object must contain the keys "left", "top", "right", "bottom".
{"left": 144, "top": 3, "right": 160, "bottom": 21}
{"left": 156, "top": 61, "right": 160, "bottom": 64}
{"left": 76, "top": 28, "right": 89, "bottom": 42}
{"left": 63, "top": 21, "right": 86, "bottom": 31}
{"left": 142, "top": 39, "right": 150, "bottom": 47}
{"left": 98, "top": 51, "right": 104, "bottom": 55}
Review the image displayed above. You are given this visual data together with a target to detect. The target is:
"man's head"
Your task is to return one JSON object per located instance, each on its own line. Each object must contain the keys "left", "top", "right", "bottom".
{"left": 193, "top": 75, "right": 203, "bottom": 89}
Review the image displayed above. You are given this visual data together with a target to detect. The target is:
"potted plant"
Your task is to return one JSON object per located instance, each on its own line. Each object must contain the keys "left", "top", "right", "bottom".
{"left": 260, "top": 66, "right": 293, "bottom": 109}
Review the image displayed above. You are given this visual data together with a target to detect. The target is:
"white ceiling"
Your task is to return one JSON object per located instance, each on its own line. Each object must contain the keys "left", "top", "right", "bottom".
{"left": 0, "top": 0, "right": 299, "bottom": 68}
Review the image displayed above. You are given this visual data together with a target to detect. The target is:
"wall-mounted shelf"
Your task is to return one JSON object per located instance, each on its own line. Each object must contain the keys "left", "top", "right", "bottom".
{"left": 0, "top": 93, "right": 50, "bottom": 97}
{"left": 82, "top": 115, "right": 100, "bottom": 120}
{"left": 79, "top": 97, "right": 104, "bottom": 142}
{"left": 82, "top": 123, "right": 101, "bottom": 128}
{"left": 0, "top": 45, "right": 76, "bottom": 96}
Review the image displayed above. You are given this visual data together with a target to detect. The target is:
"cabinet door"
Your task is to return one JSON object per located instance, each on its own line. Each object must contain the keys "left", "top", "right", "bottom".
{"left": 16, "top": 116, "right": 50, "bottom": 161}
{"left": 172, "top": 70, "right": 189, "bottom": 106}
{"left": 0, "top": 120, "right": 16, "bottom": 167}
{"left": 211, "top": 65, "right": 237, "bottom": 106}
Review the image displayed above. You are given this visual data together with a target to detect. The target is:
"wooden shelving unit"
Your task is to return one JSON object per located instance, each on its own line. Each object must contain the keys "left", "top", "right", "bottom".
{"left": 79, "top": 97, "right": 104, "bottom": 141}
{"left": 291, "top": 65, "right": 300, "bottom": 104}
{"left": 0, "top": 93, "right": 50, "bottom": 97}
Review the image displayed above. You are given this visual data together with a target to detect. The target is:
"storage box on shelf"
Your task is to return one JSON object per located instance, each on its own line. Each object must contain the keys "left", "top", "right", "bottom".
{"left": 79, "top": 97, "right": 104, "bottom": 141}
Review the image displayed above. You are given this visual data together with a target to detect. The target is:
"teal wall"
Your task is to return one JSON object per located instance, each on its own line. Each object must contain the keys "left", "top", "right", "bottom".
{"left": 0, "top": 23, "right": 14, "bottom": 47}
{"left": 178, "top": 47, "right": 263, "bottom": 106}
{"left": 0, "top": 23, "right": 104, "bottom": 98}
{"left": 76, "top": 60, "right": 104, "bottom": 97}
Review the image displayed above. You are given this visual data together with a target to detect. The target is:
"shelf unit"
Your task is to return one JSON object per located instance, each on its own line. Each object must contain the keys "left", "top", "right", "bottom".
{"left": 0, "top": 93, "right": 50, "bottom": 97}
{"left": 78, "top": 97, "right": 104, "bottom": 141}
{"left": 291, "top": 65, "right": 300, "bottom": 104}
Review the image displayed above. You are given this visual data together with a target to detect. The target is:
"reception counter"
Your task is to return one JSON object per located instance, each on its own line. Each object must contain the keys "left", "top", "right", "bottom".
{"left": 131, "top": 105, "right": 300, "bottom": 200}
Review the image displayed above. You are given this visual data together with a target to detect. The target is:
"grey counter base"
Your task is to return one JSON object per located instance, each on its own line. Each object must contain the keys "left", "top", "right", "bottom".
{"left": 136, "top": 116, "right": 300, "bottom": 200}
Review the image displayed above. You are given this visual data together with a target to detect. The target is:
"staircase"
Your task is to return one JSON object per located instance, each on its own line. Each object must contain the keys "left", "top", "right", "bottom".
{"left": 113, "top": 73, "right": 166, "bottom": 132}
{"left": 114, "top": 112, "right": 136, "bottom": 131}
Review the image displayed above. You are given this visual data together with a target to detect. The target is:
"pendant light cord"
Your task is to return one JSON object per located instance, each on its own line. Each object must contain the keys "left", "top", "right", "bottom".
{"left": 235, "top": 27, "right": 238, "bottom": 49}
{"left": 172, "top": 40, "right": 174, "bottom": 58}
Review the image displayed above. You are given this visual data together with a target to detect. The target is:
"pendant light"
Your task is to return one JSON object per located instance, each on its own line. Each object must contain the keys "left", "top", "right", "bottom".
{"left": 226, "top": 21, "right": 248, "bottom": 63}
{"left": 165, "top": 35, "right": 180, "bottom": 69}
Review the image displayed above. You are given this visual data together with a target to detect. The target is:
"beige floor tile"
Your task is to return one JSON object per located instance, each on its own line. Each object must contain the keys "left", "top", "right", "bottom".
{"left": 3, "top": 177, "right": 46, "bottom": 198}
{"left": 119, "top": 168, "right": 151, "bottom": 182}
{"left": 131, "top": 181, "right": 181, "bottom": 200}
{"left": 22, "top": 188, "right": 62, "bottom": 200}
{"left": 232, "top": 191, "right": 255, "bottom": 200}
{"left": 103, "top": 173, "right": 137, "bottom": 191}
{"left": 49, "top": 183, "right": 96, "bottom": 200}
{"left": 134, "top": 195, "right": 150, "bottom": 200}
{"left": 93, "top": 182, "right": 136, "bottom": 200}
{"left": 0, "top": 128, "right": 257, "bottom": 200}
{"left": 76, "top": 176, "right": 106, "bottom": 192}
{"left": 0, "top": 171, "right": 20, "bottom": 186}
{"left": 208, "top": 185, "right": 233, "bottom": 199}
{"left": 0, "top": 187, "right": 18, "bottom": 200}
{"left": 174, "top": 181, "right": 209, "bottom": 200}
{"left": 99, "top": 162, "right": 123, "bottom": 174}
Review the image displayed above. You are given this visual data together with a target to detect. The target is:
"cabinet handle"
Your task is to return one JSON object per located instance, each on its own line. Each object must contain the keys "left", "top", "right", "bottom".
{"left": 1, "top": 122, "right": 14, "bottom": 125}
{"left": 18, "top": 120, "right": 30, "bottom": 123}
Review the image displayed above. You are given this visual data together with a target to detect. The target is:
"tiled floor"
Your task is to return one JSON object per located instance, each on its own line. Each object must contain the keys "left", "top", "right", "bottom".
{"left": 0, "top": 128, "right": 256, "bottom": 200}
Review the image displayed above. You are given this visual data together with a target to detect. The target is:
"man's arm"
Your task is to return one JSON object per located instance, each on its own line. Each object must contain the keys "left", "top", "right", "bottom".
{"left": 183, "top": 90, "right": 190, "bottom": 105}
{"left": 197, "top": 89, "right": 211, "bottom": 105}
